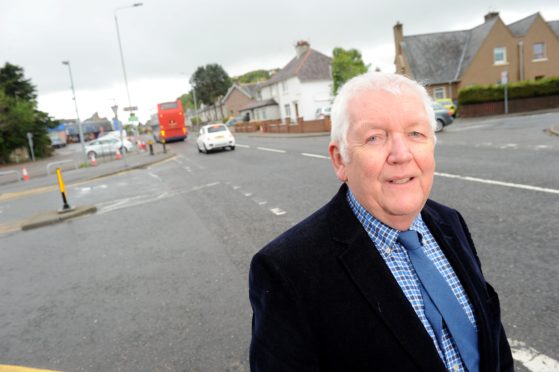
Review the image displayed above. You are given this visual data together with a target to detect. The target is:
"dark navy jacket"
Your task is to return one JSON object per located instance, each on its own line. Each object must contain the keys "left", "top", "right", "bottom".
{"left": 249, "top": 184, "right": 513, "bottom": 371}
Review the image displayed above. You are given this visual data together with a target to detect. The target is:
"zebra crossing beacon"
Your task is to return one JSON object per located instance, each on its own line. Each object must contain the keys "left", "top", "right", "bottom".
{"left": 56, "top": 167, "right": 72, "bottom": 212}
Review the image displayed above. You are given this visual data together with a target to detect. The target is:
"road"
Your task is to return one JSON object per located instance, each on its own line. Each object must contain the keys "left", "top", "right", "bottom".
{"left": 0, "top": 111, "right": 558, "bottom": 371}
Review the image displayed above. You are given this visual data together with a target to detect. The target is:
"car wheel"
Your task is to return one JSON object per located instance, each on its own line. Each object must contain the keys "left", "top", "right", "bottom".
{"left": 120, "top": 146, "right": 127, "bottom": 153}
{"left": 230, "top": 146, "right": 235, "bottom": 151}
{"left": 203, "top": 144, "right": 209, "bottom": 154}
{"left": 87, "top": 151, "right": 97, "bottom": 159}
{"left": 435, "top": 119, "right": 444, "bottom": 133}
{"left": 197, "top": 144, "right": 202, "bottom": 153}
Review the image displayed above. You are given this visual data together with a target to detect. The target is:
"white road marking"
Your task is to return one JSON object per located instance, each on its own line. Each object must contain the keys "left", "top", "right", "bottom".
{"left": 474, "top": 142, "right": 493, "bottom": 147}
{"left": 270, "top": 207, "right": 287, "bottom": 216}
{"left": 451, "top": 124, "right": 490, "bottom": 132}
{"left": 535, "top": 145, "right": 550, "bottom": 150}
{"left": 232, "top": 186, "right": 240, "bottom": 190}
{"left": 148, "top": 172, "right": 162, "bottom": 181}
{"left": 236, "top": 144, "right": 250, "bottom": 148}
{"left": 509, "top": 339, "right": 559, "bottom": 372}
{"left": 258, "top": 201, "right": 268, "bottom": 205}
{"left": 184, "top": 166, "right": 192, "bottom": 172}
{"left": 257, "top": 147, "right": 286, "bottom": 153}
{"left": 499, "top": 143, "right": 518, "bottom": 149}
{"left": 301, "top": 153, "right": 329, "bottom": 159}
{"left": 435, "top": 172, "right": 559, "bottom": 194}
{"left": 243, "top": 192, "right": 252, "bottom": 197}
{"left": 97, "top": 182, "right": 221, "bottom": 215}
{"left": 173, "top": 158, "right": 182, "bottom": 164}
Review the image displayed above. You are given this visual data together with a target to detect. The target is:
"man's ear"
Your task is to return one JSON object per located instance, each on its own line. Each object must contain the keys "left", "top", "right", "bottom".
{"left": 328, "top": 141, "right": 347, "bottom": 182}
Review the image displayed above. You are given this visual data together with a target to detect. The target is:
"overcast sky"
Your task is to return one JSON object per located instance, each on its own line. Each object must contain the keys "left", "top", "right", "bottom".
{"left": 2, "top": 0, "right": 559, "bottom": 123}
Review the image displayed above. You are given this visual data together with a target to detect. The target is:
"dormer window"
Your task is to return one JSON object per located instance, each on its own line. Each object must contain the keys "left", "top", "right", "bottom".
{"left": 494, "top": 47, "right": 507, "bottom": 65}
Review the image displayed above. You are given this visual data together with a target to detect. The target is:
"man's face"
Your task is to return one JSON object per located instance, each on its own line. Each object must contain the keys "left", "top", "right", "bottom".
{"left": 329, "top": 87, "right": 436, "bottom": 230}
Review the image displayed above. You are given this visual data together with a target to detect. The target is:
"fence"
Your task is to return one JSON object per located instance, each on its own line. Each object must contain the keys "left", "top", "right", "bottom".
{"left": 459, "top": 94, "right": 559, "bottom": 118}
{"left": 233, "top": 117, "right": 331, "bottom": 134}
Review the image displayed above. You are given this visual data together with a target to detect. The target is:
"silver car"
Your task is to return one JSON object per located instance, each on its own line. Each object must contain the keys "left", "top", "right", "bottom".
{"left": 85, "top": 136, "right": 133, "bottom": 158}
{"left": 432, "top": 102, "right": 454, "bottom": 132}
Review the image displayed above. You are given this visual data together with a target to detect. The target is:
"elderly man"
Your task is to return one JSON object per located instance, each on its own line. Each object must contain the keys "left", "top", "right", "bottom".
{"left": 249, "top": 72, "right": 513, "bottom": 371}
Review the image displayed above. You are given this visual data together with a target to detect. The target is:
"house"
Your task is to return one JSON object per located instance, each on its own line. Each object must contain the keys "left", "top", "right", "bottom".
{"left": 222, "top": 83, "right": 260, "bottom": 118}
{"left": 394, "top": 12, "right": 559, "bottom": 101}
{"left": 241, "top": 41, "right": 333, "bottom": 123}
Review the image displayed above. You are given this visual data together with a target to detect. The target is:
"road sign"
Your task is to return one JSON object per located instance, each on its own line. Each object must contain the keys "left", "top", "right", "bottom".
{"left": 501, "top": 71, "right": 508, "bottom": 84}
{"left": 123, "top": 106, "right": 138, "bottom": 112}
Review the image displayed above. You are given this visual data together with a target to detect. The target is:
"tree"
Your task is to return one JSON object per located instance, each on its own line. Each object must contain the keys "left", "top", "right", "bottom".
{"left": 0, "top": 63, "right": 55, "bottom": 163}
{"left": 0, "top": 62, "right": 36, "bottom": 102}
{"left": 232, "top": 69, "right": 271, "bottom": 84}
{"left": 331, "top": 47, "right": 369, "bottom": 95}
{"left": 191, "top": 64, "right": 232, "bottom": 116}
{"left": 177, "top": 91, "right": 195, "bottom": 110}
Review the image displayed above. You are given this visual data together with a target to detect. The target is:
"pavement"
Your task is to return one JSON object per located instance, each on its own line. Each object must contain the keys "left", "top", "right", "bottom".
{"left": 0, "top": 146, "right": 175, "bottom": 233}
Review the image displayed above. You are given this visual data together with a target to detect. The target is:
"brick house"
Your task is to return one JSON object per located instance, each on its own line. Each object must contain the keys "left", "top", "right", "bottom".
{"left": 394, "top": 12, "right": 559, "bottom": 101}
{"left": 222, "top": 83, "right": 260, "bottom": 118}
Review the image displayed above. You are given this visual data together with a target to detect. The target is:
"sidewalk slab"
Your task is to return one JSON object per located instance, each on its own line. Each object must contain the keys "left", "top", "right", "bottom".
{"left": 21, "top": 205, "right": 97, "bottom": 231}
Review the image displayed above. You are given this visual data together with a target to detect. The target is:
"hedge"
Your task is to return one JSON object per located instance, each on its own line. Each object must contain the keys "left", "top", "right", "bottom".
{"left": 458, "top": 76, "right": 559, "bottom": 104}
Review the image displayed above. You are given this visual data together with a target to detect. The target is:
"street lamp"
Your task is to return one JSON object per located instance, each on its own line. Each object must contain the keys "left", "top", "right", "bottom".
{"left": 190, "top": 78, "right": 199, "bottom": 126}
{"left": 114, "top": 2, "right": 143, "bottom": 159}
{"left": 61, "top": 60, "right": 86, "bottom": 158}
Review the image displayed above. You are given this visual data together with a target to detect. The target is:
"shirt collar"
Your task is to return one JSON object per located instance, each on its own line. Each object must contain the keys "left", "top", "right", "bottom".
{"left": 346, "top": 188, "right": 427, "bottom": 254}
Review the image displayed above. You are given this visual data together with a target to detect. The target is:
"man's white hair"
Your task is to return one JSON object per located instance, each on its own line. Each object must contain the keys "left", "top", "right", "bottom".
{"left": 330, "top": 72, "right": 436, "bottom": 163}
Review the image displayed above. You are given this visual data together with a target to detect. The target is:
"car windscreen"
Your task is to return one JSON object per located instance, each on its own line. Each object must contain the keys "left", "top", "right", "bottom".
{"left": 207, "top": 125, "right": 227, "bottom": 133}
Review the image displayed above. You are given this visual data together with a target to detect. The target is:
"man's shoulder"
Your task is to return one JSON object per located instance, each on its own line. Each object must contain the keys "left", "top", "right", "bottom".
{"left": 423, "top": 199, "right": 461, "bottom": 221}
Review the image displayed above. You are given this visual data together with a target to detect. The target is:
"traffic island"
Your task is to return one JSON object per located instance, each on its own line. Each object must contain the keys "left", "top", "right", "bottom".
{"left": 21, "top": 205, "right": 97, "bottom": 231}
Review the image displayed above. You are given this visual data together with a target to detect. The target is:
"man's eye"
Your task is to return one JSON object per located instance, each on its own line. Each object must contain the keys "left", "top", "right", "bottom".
{"left": 409, "top": 131, "right": 423, "bottom": 137}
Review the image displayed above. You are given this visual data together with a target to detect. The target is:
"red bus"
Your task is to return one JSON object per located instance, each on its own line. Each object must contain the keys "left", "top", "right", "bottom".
{"left": 151, "top": 100, "right": 188, "bottom": 142}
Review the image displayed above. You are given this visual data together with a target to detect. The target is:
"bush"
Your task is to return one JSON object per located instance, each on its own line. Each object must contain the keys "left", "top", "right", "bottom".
{"left": 458, "top": 76, "right": 559, "bottom": 105}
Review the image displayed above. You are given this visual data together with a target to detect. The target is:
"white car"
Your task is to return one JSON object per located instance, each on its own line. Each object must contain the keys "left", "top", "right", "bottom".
{"left": 315, "top": 106, "right": 331, "bottom": 119}
{"left": 85, "top": 136, "right": 133, "bottom": 158}
{"left": 197, "top": 124, "right": 236, "bottom": 153}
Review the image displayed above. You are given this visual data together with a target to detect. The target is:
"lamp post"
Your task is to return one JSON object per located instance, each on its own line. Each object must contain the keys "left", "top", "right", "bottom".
{"left": 61, "top": 61, "right": 86, "bottom": 158}
{"left": 190, "top": 78, "right": 199, "bottom": 127}
{"left": 114, "top": 2, "right": 143, "bottom": 159}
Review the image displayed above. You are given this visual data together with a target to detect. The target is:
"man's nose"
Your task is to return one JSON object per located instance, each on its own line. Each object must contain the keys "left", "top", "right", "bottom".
{"left": 387, "top": 134, "right": 413, "bottom": 164}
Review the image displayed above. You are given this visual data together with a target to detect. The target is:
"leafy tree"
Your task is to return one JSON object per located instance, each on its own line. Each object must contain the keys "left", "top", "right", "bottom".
{"left": 232, "top": 69, "right": 271, "bottom": 84}
{"left": 177, "top": 91, "right": 195, "bottom": 110}
{"left": 0, "top": 63, "right": 55, "bottom": 163}
{"left": 191, "top": 64, "right": 232, "bottom": 110}
{"left": 0, "top": 62, "right": 36, "bottom": 102}
{"left": 331, "top": 47, "right": 369, "bottom": 95}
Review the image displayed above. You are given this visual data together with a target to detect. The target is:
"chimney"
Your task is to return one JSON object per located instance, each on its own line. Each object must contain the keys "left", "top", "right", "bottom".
{"left": 295, "top": 40, "right": 310, "bottom": 58}
{"left": 393, "top": 22, "right": 403, "bottom": 56}
{"left": 484, "top": 11, "right": 499, "bottom": 22}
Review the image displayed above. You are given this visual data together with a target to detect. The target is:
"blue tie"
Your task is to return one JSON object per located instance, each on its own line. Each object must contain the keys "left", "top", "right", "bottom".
{"left": 397, "top": 230, "right": 479, "bottom": 372}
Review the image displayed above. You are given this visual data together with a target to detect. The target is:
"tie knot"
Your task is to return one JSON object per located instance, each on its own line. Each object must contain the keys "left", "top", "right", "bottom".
{"left": 397, "top": 230, "right": 422, "bottom": 251}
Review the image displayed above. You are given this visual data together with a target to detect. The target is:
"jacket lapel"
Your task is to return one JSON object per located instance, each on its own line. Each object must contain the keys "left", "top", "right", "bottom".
{"left": 330, "top": 185, "right": 446, "bottom": 372}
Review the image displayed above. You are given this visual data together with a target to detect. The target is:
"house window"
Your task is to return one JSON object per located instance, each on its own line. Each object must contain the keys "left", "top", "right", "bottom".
{"left": 533, "top": 42, "right": 545, "bottom": 60}
{"left": 284, "top": 104, "right": 291, "bottom": 118}
{"left": 281, "top": 80, "right": 288, "bottom": 94}
{"left": 433, "top": 87, "right": 445, "bottom": 100}
{"left": 494, "top": 47, "right": 507, "bottom": 64}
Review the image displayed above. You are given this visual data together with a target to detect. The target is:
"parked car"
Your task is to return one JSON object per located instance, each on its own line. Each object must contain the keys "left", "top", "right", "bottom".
{"left": 432, "top": 102, "right": 454, "bottom": 132}
{"left": 85, "top": 136, "right": 133, "bottom": 158}
{"left": 197, "top": 124, "right": 235, "bottom": 153}
{"left": 436, "top": 98, "right": 456, "bottom": 117}
{"left": 48, "top": 133, "right": 66, "bottom": 149}
{"left": 315, "top": 106, "right": 331, "bottom": 119}
{"left": 225, "top": 115, "right": 244, "bottom": 126}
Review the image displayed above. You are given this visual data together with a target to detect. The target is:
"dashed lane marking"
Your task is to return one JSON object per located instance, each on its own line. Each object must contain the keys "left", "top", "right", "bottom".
{"left": 535, "top": 145, "right": 551, "bottom": 150}
{"left": 236, "top": 144, "right": 250, "bottom": 148}
{"left": 257, "top": 147, "right": 286, "bottom": 153}
{"left": 148, "top": 172, "right": 162, "bottom": 181}
{"left": 509, "top": 339, "right": 559, "bottom": 372}
{"left": 435, "top": 172, "right": 559, "bottom": 194}
{"left": 499, "top": 143, "right": 518, "bottom": 149}
{"left": 449, "top": 124, "right": 490, "bottom": 132}
{"left": 270, "top": 207, "right": 287, "bottom": 216}
{"left": 301, "top": 152, "right": 329, "bottom": 159}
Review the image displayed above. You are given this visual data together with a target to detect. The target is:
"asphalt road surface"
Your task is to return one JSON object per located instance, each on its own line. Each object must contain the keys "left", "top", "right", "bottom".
{"left": 0, "top": 111, "right": 558, "bottom": 371}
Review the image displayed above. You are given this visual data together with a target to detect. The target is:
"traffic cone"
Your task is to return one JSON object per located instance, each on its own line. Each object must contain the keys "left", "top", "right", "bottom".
{"left": 22, "top": 167, "right": 30, "bottom": 181}
{"left": 115, "top": 148, "right": 122, "bottom": 160}
{"left": 90, "top": 153, "right": 97, "bottom": 167}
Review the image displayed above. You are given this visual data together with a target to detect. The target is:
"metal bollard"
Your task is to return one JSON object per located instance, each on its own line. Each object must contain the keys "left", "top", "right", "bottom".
{"left": 148, "top": 140, "right": 154, "bottom": 156}
{"left": 162, "top": 139, "right": 167, "bottom": 154}
{"left": 56, "top": 168, "right": 72, "bottom": 211}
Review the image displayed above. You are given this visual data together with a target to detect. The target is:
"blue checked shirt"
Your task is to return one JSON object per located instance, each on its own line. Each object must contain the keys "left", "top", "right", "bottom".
{"left": 347, "top": 190, "right": 477, "bottom": 372}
